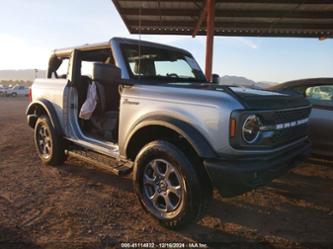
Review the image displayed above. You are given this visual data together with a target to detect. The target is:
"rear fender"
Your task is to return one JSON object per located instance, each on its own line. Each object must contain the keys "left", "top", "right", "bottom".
{"left": 26, "top": 99, "right": 63, "bottom": 135}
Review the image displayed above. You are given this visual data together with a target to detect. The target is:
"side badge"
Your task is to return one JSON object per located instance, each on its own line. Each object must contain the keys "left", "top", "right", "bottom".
{"left": 123, "top": 99, "right": 139, "bottom": 105}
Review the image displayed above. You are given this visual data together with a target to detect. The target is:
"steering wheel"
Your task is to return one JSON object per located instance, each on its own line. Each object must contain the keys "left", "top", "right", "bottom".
{"left": 167, "top": 73, "right": 179, "bottom": 78}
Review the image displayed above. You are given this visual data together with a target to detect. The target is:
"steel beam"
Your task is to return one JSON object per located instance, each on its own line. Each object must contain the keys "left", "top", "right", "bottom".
{"left": 205, "top": 0, "right": 215, "bottom": 81}
{"left": 123, "top": 9, "right": 333, "bottom": 20}
{"left": 117, "top": 0, "right": 333, "bottom": 3}
{"left": 131, "top": 28, "right": 331, "bottom": 37}
{"left": 127, "top": 20, "right": 333, "bottom": 30}
{"left": 192, "top": 1, "right": 208, "bottom": 37}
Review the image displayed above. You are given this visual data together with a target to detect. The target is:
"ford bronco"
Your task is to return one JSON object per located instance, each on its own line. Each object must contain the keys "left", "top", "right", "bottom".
{"left": 26, "top": 38, "right": 311, "bottom": 228}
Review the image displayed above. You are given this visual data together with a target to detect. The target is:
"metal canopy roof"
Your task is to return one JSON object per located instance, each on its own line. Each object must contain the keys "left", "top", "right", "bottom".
{"left": 112, "top": 0, "right": 333, "bottom": 38}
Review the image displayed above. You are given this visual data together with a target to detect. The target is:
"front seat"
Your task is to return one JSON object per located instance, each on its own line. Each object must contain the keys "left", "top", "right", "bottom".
{"left": 89, "top": 63, "right": 121, "bottom": 142}
{"left": 78, "top": 76, "right": 92, "bottom": 111}
{"left": 134, "top": 59, "right": 156, "bottom": 76}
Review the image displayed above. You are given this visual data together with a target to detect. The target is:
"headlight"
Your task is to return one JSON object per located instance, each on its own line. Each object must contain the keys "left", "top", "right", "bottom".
{"left": 242, "top": 115, "right": 262, "bottom": 144}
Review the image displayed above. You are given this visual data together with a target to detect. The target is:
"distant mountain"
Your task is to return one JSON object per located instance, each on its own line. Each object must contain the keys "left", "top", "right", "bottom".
{"left": 256, "top": 81, "right": 278, "bottom": 89}
{"left": 218, "top": 75, "right": 257, "bottom": 87}
{"left": 218, "top": 75, "right": 277, "bottom": 89}
{"left": 0, "top": 70, "right": 277, "bottom": 90}
{"left": 0, "top": 69, "right": 46, "bottom": 81}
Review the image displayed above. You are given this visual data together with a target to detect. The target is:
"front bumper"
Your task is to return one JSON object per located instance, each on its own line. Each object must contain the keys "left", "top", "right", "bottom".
{"left": 203, "top": 138, "right": 311, "bottom": 197}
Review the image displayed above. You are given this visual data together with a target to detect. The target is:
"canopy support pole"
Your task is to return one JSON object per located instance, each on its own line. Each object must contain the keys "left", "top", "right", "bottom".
{"left": 192, "top": 3, "right": 208, "bottom": 37}
{"left": 205, "top": 0, "right": 215, "bottom": 82}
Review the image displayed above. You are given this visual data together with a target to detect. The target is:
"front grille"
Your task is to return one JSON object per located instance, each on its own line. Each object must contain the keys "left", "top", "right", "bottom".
{"left": 265, "top": 107, "right": 311, "bottom": 147}
{"left": 230, "top": 106, "right": 311, "bottom": 150}
{"left": 272, "top": 107, "right": 311, "bottom": 124}
{"left": 270, "top": 124, "right": 308, "bottom": 146}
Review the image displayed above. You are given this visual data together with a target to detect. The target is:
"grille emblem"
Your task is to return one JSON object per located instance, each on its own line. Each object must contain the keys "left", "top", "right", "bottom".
{"left": 260, "top": 118, "right": 309, "bottom": 131}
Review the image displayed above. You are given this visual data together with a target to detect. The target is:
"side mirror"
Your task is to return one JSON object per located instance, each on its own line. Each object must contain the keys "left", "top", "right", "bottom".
{"left": 212, "top": 74, "right": 220, "bottom": 84}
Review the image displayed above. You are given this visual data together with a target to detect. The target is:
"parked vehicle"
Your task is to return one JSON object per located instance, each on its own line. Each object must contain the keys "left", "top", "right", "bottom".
{"left": 270, "top": 78, "right": 333, "bottom": 157}
{"left": 26, "top": 38, "right": 311, "bottom": 228}
{"left": 4, "top": 85, "right": 30, "bottom": 97}
{"left": 0, "top": 85, "right": 5, "bottom": 96}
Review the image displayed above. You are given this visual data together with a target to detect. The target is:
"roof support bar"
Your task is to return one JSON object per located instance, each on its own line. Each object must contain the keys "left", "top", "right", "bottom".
{"left": 192, "top": 1, "right": 208, "bottom": 38}
{"left": 205, "top": 0, "right": 215, "bottom": 81}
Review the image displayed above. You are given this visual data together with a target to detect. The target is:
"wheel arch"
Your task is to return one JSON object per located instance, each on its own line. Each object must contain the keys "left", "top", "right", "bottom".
{"left": 26, "top": 99, "right": 63, "bottom": 136}
{"left": 123, "top": 116, "right": 217, "bottom": 161}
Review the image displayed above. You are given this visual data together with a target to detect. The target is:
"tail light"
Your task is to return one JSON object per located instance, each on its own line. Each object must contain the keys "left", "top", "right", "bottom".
{"left": 28, "top": 88, "right": 32, "bottom": 102}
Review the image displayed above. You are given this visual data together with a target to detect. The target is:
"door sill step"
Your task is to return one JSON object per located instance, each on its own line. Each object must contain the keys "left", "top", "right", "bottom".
{"left": 65, "top": 149, "right": 133, "bottom": 176}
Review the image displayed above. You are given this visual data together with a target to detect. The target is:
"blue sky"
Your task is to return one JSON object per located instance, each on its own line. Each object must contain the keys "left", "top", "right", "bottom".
{"left": 0, "top": 0, "right": 332, "bottom": 82}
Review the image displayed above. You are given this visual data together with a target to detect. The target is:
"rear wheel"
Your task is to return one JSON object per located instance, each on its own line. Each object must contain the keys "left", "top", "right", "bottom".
{"left": 134, "top": 140, "right": 209, "bottom": 229}
{"left": 11, "top": 92, "right": 17, "bottom": 97}
{"left": 34, "top": 116, "right": 65, "bottom": 166}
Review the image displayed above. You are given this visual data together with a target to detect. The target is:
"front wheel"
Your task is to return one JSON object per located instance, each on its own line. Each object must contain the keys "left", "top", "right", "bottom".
{"left": 133, "top": 140, "right": 209, "bottom": 229}
{"left": 34, "top": 116, "right": 65, "bottom": 166}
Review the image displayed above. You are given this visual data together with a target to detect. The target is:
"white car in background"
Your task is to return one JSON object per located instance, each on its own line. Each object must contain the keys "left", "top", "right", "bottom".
{"left": 4, "top": 85, "right": 30, "bottom": 97}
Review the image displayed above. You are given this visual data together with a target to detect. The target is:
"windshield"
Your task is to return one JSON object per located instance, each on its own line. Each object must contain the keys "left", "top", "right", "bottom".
{"left": 121, "top": 44, "right": 207, "bottom": 83}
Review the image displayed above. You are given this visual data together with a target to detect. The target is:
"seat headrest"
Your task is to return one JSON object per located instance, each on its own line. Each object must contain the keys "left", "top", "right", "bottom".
{"left": 133, "top": 59, "right": 156, "bottom": 76}
{"left": 92, "top": 63, "right": 121, "bottom": 82}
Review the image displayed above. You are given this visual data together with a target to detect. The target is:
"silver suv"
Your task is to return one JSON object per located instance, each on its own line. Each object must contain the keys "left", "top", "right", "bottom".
{"left": 26, "top": 38, "right": 311, "bottom": 228}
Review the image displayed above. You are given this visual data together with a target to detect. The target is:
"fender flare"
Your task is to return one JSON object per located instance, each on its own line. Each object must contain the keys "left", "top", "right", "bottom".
{"left": 26, "top": 99, "right": 63, "bottom": 135}
{"left": 122, "top": 115, "right": 217, "bottom": 159}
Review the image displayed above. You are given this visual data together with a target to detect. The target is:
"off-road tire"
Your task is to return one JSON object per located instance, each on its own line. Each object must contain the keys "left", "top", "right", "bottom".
{"left": 34, "top": 116, "right": 65, "bottom": 166}
{"left": 133, "top": 140, "right": 209, "bottom": 229}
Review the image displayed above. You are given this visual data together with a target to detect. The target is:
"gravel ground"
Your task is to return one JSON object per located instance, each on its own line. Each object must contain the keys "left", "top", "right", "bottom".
{"left": 0, "top": 97, "right": 332, "bottom": 249}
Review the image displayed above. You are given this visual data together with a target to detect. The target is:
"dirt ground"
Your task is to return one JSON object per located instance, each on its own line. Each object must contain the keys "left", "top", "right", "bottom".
{"left": 0, "top": 97, "right": 332, "bottom": 249}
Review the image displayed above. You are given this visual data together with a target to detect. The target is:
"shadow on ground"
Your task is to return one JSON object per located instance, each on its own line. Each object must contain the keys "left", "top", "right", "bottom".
{"left": 0, "top": 226, "right": 42, "bottom": 249}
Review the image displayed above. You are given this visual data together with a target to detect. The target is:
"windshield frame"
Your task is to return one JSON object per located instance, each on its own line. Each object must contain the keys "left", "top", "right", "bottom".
{"left": 120, "top": 43, "right": 207, "bottom": 84}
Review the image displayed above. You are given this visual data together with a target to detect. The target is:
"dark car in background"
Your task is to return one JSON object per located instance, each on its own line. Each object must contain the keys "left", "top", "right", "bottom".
{"left": 271, "top": 78, "right": 333, "bottom": 157}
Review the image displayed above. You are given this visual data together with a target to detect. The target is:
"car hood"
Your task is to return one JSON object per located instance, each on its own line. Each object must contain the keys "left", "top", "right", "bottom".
{"left": 226, "top": 86, "right": 310, "bottom": 110}
{"left": 162, "top": 82, "right": 311, "bottom": 110}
